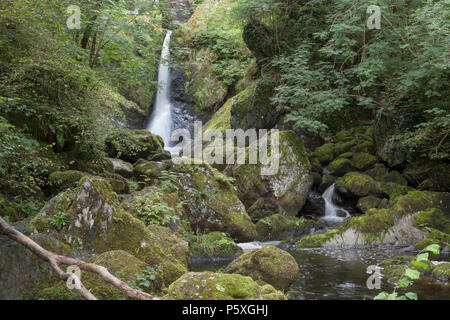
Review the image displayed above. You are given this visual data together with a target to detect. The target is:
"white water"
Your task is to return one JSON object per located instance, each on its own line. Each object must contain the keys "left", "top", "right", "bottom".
{"left": 322, "top": 183, "right": 350, "bottom": 223}
{"left": 237, "top": 241, "right": 281, "bottom": 253}
{"left": 147, "top": 30, "right": 173, "bottom": 147}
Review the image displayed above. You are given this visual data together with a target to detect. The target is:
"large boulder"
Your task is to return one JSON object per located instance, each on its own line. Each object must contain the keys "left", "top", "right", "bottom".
{"left": 224, "top": 246, "right": 299, "bottom": 290}
{"left": 336, "top": 172, "right": 382, "bottom": 198}
{"left": 105, "top": 129, "right": 165, "bottom": 163}
{"left": 164, "top": 272, "right": 286, "bottom": 300}
{"left": 226, "top": 131, "right": 313, "bottom": 217}
{"left": 106, "top": 158, "right": 134, "bottom": 178}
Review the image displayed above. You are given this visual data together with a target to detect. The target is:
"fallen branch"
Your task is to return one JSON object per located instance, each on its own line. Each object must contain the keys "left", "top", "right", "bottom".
{"left": 0, "top": 217, "right": 158, "bottom": 301}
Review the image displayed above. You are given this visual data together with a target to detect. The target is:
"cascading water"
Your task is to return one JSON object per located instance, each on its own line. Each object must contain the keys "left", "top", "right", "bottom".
{"left": 322, "top": 183, "right": 350, "bottom": 223}
{"left": 147, "top": 30, "right": 173, "bottom": 147}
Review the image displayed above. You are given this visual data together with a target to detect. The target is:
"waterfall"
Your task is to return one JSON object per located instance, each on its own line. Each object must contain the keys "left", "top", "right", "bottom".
{"left": 147, "top": 30, "right": 173, "bottom": 147}
{"left": 322, "top": 183, "right": 350, "bottom": 223}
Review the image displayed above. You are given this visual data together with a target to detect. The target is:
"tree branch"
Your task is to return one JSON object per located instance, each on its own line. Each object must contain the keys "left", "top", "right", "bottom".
{"left": 0, "top": 217, "right": 158, "bottom": 300}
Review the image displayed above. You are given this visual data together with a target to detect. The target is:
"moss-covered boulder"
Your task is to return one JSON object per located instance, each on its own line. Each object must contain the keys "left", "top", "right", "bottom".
{"left": 187, "top": 232, "right": 243, "bottom": 260}
{"left": 48, "top": 170, "right": 87, "bottom": 195}
{"left": 352, "top": 152, "right": 377, "bottom": 171}
{"left": 326, "top": 158, "right": 356, "bottom": 176}
{"left": 104, "top": 173, "right": 130, "bottom": 194}
{"left": 224, "top": 246, "right": 299, "bottom": 289}
{"left": 226, "top": 131, "right": 313, "bottom": 217}
{"left": 432, "top": 263, "right": 450, "bottom": 282}
{"left": 336, "top": 172, "right": 382, "bottom": 198}
{"left": 105, "top": 129, "right": 165, "bottom": 163}
{"left": 256, "top": 215, "right": 322, "bottom": 241}
{"left": 133, "top": 160, "right": 166, "bottom": 182}
{"left": 27, "top": 177, "right": 191, "bottom": 287}
{"left": 164, "top": 272, "right": 286, "bottom": 300}
{"left": 312, "top": 143, "right": 335, "bottom": 165}
{"left": 297, "top": 191, "right": 450, "bottom": 249}
{"left": 40, "top": 250, "right": 161, "bottom": 300}
{"left": 106, "top": 158, "right": 134, "bottom": 178}
{"left": 379, "top": 182, "right": 412, "bottom": 200}
{"left": 357, "top": 196, "right": 385, "bottom": 214}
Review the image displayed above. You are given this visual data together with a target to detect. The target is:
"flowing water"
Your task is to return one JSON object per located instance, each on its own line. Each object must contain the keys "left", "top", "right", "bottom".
{"left": 147, "top": 30, "right": 173, "bottom": 147}
{"left": 322, "top": 183, "right": 350, "bottom": 223}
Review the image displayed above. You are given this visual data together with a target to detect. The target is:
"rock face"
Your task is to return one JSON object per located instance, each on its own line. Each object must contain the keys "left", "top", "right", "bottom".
{"left": 164, "top": 272, "right": 287, "bottom": 300}
{"left": 105, "top": 129, "right": 165, "bottom": 163}
{"left": 224, "top": 246, "right": 299, "bottom": 290}
{"left": 226, "top": 131, "right": 313, "bottom": 217}
{"left": 296, "top": 191, "right": 450, "bottom": 249}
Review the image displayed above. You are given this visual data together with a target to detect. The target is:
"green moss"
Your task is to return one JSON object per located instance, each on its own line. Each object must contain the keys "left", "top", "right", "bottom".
{"left": 352, "top": 152, "right": 377, "bottom": 171}
{"left": 336, "top": 172, "right": 381, "bottom": 198}
{"left": 188, "top": 232, "right": 243, "bottom": 259}
{"left": 165, "top": 272, "right": 286, "bottom": 300}
{"left": 414, "top": 228, "right": 450, "bottom": 251}
{"left": 296, "top": 229, "right": 341, "bottom": 248}
{"left": 380, "top": 182, "right": 412, "bottom": 200}
{"left": 414, "top": 208, "right": 450, "bottom": 234}
{"left": 326, "top": 158, "right": 355, "bottom": 176}
{"left": 344, "top": 209, "right": 395, "bottom": 243}
{"left": 224, "top": 246, "right": 299, "bottom": 289}
{"left": 313, "top": 143, "right": 335, "bottom": 165}
{"left": 256, "top": 215, "right": 318, "bottom": 241}
{"left": 357, "top": 196, "right": 383, "bottom": 214}
{"left": 48, "top": 171, "right": 87, "bottom": 195}
{"left": 203, "top": 97, "right": 232, "bottom": 134}
{"left": 334, "top": 141, "right": 356, "bottom": 156}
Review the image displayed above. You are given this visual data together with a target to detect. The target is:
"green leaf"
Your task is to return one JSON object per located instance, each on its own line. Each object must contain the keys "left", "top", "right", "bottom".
{"left": 416, "top": 253, "right": 429, "bottom": 262}
{"left": 405, "top": 268, "right": 420, "bottom": 280}
{"left": 412, "top": 261, "right": 428, "bottom": 269}
{"left": 374, "top": 292, "right": 389, "bottom": 300}
{"left": 397, "top": 277, "right": 412, "bottom": 288}
{"left": 405, "top": 292, "right": 418, "bottom": 300}
{"left": 424, "top": 244, "right": 440, "bottom": 255}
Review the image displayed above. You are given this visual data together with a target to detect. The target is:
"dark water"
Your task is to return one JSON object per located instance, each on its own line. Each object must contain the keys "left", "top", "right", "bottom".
{"left": 191, "top": 246, "right": 450, "bottom": 300}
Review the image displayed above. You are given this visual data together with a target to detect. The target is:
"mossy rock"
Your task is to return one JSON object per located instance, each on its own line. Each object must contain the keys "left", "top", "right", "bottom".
{"left": 105, "top": 173, "right": 130, "bottom": 194}
{"left": 164, "top": 272, "right": 286, "bottom": 300}
{"left": 413, "top": 208, "right": 450, "bottom": 234}
{"left": 105, "top": 129, "right": 165, "bottom": 164}
{"left": 296, "top": 229, "right": 341, "bottom": 248}
{"left": 334, "top": 141, "right": 356, "bottom": 156}
{"left": 432, "top": 263, "right": 450, "bottom": 282}
{"left": 379, "top": 182, "right": 412, "bottom": 200}
{"left": 133, "top": 160, "right": 165, "bottom": 182}
{"left": 27, "top": 177, "right": 191, "bottom": 287}
{"left": 326, "top": 158, "right": 356, "bottom": 176}
{"left": 188, "top": 232, "right": 243, "bottom": 260}
{"left": 352, "top": 152, "right": 377, "bottom": 171}
{"left": 312, "top": 143, "right": 335, "bottom": 165}
{"left": 106, "top": 158, "right": 134, "bottom": 178}
{"left": 336, "top": 172, "right": 381, "bottom": 198}
{"left": 319, "top": 175, "right": 336, "bottom": 193}
{"left": 48, "top": 170, "right": 88, "bottom": 195}
{"left": 255, "top": 214, "right": 320, "bottom": 241}
{"left": 357, "top": 196, "right": 384, "bottom": 214}
{"left": 40, "top": 250, "right": 160, "bottom": 300}
{"left": 224, "top": 246, "right": 299, "bottom": 289}
{"left": 226, "top": 131, "right": 313, "bottom": 217}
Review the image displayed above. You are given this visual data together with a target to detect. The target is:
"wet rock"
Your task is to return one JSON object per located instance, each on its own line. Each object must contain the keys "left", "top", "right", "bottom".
{"left": 106, "top": 158, "right": 134, "bottom": 178}
{"left": 164, "top": 272, "right": 286, "bottom": 300}
{"left": 301, "top": 192, "right": 325, "bottom": 217}
{"left": 224, "top": 246, "right": 299, "bottom": 290}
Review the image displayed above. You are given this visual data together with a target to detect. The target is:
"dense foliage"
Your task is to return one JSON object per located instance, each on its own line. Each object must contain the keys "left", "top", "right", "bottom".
{"left": 231, "top": 0, "right": 449, "bottom": 163}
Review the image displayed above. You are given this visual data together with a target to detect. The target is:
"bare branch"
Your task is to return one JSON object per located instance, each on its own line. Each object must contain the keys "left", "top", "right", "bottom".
{"left": 0, "top": 217, "right": 158, "bottom": 301}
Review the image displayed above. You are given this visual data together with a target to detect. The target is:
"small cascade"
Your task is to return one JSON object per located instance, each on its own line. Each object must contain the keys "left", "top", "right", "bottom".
{"left": 147, "top": 30, "right": 173, "bottom": 147}
{"left": 322, "top": 183, "right": 350, "bottom": 223}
